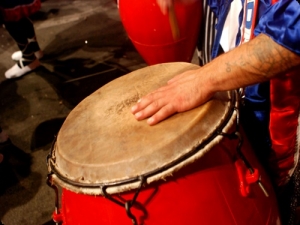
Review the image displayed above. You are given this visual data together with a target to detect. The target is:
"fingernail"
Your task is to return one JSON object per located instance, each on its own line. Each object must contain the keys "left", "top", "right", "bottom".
{"left": 147, "top": 117, "right": 154, "bottom": 124}
{"left": 131, "top": 105, "right": 137, "bottom": 112}
{"left": 135, "top": 112, "right": 141, "bottom": 118}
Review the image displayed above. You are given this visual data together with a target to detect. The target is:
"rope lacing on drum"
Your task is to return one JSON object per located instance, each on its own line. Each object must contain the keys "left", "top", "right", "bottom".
{"left": 46, "top": 137, "right": 60, "bottom": 214}
{"left": 101, "top": 176, "right": 147, "bottom": 225}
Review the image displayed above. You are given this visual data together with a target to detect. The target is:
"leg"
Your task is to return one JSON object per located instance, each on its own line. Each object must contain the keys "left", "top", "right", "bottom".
{"left": 4, "top": 17, "right": 42, "bottom": 78}
{"left": 5, "top": 17, "right": 41, "bottom": 61}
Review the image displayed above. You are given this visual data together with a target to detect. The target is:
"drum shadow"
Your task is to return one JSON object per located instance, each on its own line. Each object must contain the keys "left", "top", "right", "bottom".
{"left": 30, "top": 118, "right": 66, "bottom": 151}
{"left": 0, "top": 171, "right": 43, "bottom": 224}
{"left": 34, "top": 58, "right": 130, "bottom": 109}
{"left": 51, "top": 58, "right": 129, "bottom": 107}
{"left": 0, "top": 141, "right": 32, "bottom": 190}
{"left": 0, "top": 142, "right": 42, "bottom": 222}
{"left": 0, "top": 79, "right": 30, "bottom": 123}
{"left": 31, "top": 9, "right": 146, "bottom": 108}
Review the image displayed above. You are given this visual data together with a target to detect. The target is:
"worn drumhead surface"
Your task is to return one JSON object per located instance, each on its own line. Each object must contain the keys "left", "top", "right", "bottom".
{"left": 52, "top": 62, "right": 234, "bottom": 188}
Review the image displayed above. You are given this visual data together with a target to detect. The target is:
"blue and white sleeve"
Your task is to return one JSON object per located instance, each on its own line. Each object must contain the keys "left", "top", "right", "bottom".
{"left": 254, "top": 0, "right": 300, "bottom": 55}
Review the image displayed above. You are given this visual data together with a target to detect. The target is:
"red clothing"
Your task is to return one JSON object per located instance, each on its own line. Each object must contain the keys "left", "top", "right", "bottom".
{"left": 269, "top": 70, "right": 300, "bottom": 186}
{"left": 0, "top": 0, "right": 41, "bottom": 22}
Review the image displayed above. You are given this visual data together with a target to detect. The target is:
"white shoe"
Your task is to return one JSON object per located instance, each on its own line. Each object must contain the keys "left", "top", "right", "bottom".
{"left": 5, "top": 59, "right": 40, "bottom": 79}
{"left": 11, "top": 50, "right": 44, "bottom": 61}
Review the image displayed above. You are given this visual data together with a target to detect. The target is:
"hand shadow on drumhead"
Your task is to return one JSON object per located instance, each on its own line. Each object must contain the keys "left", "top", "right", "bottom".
{"left": 115, "top": 187, "right": 159, "bottom": 224}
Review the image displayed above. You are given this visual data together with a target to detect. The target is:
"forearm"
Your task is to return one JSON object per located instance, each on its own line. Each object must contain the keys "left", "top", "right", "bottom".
{"left": 201, "top": 34, "right": 300, "bottom": 93}
{"left": 131, "top": 34, "right": 300, "bottom": 125}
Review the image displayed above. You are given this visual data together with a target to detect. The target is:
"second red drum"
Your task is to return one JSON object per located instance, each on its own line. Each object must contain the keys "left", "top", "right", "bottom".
{"left": 119, "top": 0, "right": 202, "bottom": 65}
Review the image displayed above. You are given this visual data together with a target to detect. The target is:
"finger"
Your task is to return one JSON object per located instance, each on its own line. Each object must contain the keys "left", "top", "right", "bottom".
{"left": 131, "top": 90, "right": 162, "bottom": 113}
{"left": 147, "top": 103, "right": 176, "bottom": 125}
{"left": 131, "top": 91, "right": 159, "bottom": 114}
{"left": 131, "top": 98, "right": 143, "bottom": 114}
{"left": 134, "top": 96, "right": 167, "bottom": 120}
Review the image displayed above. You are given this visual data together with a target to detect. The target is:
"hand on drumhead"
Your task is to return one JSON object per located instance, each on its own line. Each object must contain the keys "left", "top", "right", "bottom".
{"left": 131, "top": 69, "right": 214, "bottom": 125}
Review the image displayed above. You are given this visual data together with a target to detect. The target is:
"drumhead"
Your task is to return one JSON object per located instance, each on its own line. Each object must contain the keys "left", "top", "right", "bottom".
{"left": 48, "top": 62, "right": 237, "bottom": 195}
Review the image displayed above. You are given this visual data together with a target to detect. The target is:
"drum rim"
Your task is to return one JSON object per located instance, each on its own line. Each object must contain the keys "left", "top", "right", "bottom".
{"left": 47, "top": 89, "right": 238, "bottom": 194}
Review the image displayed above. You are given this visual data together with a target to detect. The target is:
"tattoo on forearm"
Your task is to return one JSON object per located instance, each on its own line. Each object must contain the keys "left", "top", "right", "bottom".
{"left": 224, "top": 34, "right": 299, "bottom": 81}
{"left": 225, "top": 62, "right": 231, "bottom": 72}
{"left": 248, "top": 34, "right": 298, "bottom": 78}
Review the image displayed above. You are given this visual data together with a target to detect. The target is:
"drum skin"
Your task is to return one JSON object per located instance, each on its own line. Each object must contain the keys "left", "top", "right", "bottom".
{"left": 48, "top": 63, "right": 281, "bottom": 225}
{"left": 60, "top": 132, "right": 280, "bottom": 225}
{"left": 118, "top": 0, "right": 202, "bottom": 65}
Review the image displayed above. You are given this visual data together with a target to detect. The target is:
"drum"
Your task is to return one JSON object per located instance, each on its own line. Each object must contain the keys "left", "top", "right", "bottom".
{"left": 47, "top": 62, "right": 281, "bottom": 225}
{"left": 118, "top": 0, "right": 202, "bottom": 65}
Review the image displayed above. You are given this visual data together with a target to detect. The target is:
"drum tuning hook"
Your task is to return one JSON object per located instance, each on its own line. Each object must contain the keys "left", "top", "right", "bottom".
{"left": 101, "top": 176, "right": 147, "bottom": 225}
{"left": 235, "top": 159, "right": 269, "bottom": 197}
{"left": 225, "top": 131, "right": 269, "bottom": 198}
{"left": 125, "top": 176, "right": 146, "bottom": 225}
{"left": 125, "top": 201, "right": 138, "bottom": 225}
{"left": 46, "top": 174, "right": 63, "bottom": 224}
{"left": 233, "top": 136, "right": 269, "bottom": 198}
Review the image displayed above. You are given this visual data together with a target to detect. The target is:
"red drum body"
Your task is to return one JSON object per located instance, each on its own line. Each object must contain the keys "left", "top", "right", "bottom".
{"left": 59, "top": 138, "right": 280, "bottom": 225}
{"left": 118, "top": 0, "right": 202, "bottom": 65}
{"left": 47, "top": 63, "right": 281, "bottom": 225}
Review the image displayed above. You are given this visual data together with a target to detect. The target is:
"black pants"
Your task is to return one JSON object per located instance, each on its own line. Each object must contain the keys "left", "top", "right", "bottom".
{"left": 4, "top": 17, "right": 40, "bottom": 61}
